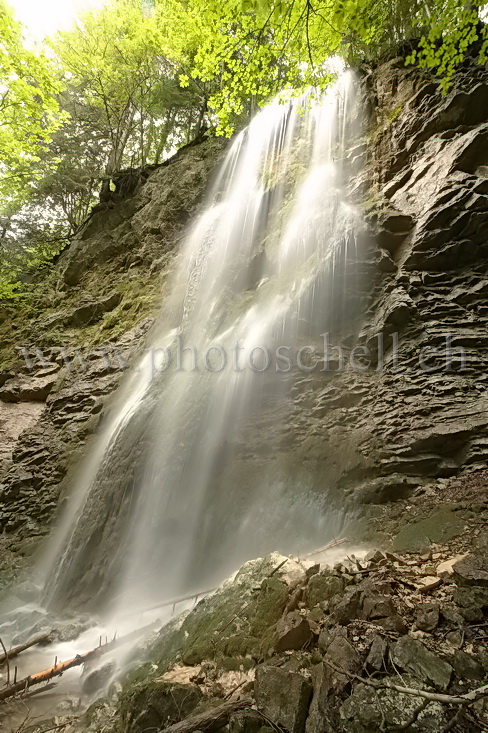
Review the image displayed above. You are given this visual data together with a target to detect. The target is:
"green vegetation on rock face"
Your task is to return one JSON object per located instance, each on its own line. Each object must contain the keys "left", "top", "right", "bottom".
{"left": 0, "top": 263, "right": 160, "bottom": 371}
{"left": 392, "top": 508, "right": 466, "bottom": 552}
{"left": 0, "top": 136, "right": 224, "bottom": 370}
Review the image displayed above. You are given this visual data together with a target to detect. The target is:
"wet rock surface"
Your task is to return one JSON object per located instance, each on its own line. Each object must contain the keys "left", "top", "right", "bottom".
{"left": 0, "top": 137, "right": 226, "bottom": 572}
{"left": 16, "top": 528, "right": 488, "bottom": 733}
{"left": 2, "top": 49, "right": 488, "bottom": 733}
{"left": 2, "top": 57, "right": 488, "bottom": 573}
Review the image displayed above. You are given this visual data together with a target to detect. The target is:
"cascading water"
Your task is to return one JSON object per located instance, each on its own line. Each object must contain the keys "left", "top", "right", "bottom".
{"left": 40, "top": 70, "right": 365, "bottom": 619}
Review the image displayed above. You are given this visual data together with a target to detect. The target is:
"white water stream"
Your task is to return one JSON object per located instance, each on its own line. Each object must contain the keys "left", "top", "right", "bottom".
{"left": 44, "top": 71, "right": 364, "bottom": 614}
{"left": 1, "top": 71, "right": 365, "bottom": 724}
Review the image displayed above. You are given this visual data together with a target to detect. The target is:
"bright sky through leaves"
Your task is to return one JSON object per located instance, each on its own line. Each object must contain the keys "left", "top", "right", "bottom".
{"left": 7, "top": 0, "right": 107, "bottom": 38}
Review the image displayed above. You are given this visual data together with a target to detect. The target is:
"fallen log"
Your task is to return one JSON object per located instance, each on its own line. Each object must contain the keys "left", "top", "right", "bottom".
{"left": 0, "top": 631, "right": 54, "bottom": 666}
{"left": 299, "top": 537, "right": 348, "bottom": 560}
{"left": 0, "top": 620, "right": 158, "bottom": 703}
{"left": 158, "top": 698, "right": 253, "bottom": 733}
{"left": 124, "top": 586, "right": 220, "bottom": 618}
{"left": 0, "top": 646, "right": 100, "bottom": 702}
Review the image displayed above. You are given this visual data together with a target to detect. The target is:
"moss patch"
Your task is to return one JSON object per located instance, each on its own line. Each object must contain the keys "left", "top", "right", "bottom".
{"left": 392, "top": 508, "right": 466, "bottom": 552}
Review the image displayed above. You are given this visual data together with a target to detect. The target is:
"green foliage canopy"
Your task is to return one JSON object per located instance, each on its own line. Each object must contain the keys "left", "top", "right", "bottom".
{"left": 0, "top": 0, "right": 62, "bottom": 211}
{"left": 1, "top": 0, "right": 488, "bottom": 302}
{"left": 171, "top": 0, "right": 488, "bottom": 133}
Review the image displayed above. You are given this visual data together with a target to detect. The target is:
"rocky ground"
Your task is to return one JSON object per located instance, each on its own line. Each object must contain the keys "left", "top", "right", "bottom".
{"left": 1, "top": 468, "right": 484, "bottom": 733}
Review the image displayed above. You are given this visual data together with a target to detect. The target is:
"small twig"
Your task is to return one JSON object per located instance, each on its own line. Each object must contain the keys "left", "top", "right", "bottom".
{"left": 388, "top": 649, "right": 407, "bottom": 686}
{"left": 123, "top": 585, "right": 220, "bottom": 617}
{"left": 23, "top": 682, "right": 58, "bottom": 699}
{"left": 392, "top": 577, "right": 418, "bottom": 591}
{"left": 37, "top": 723, "right": 71, "bottom": 733}
{"left": 323, "top": 659, "right": 488, "bottom": 705}
{"left": 299, "top": 537, "right": 348, "bottom": 559}
{"left": 223, "top": 681, "right": 246, "bottom": 701}
{"left": 254, "top": 708, "right": 284, "bottom": 733}
{"left": 0, "top": 637, "right": 10, "bottom": 686}
{"left": 156, "top": 698, "right": 252, "bottom": 733}
{"left": 268, "top": 559, "right": 288, "bottom": 578}
{"left": 11, "top": 705, "right": 30, "bottom": 733}
{"left": 373, "top": 685, "right": 387, "bottom": 731}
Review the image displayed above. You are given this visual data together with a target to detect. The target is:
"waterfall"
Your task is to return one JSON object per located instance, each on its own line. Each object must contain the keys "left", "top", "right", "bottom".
{"left": 42, "top": 71, "right": 364, "bottom": 617}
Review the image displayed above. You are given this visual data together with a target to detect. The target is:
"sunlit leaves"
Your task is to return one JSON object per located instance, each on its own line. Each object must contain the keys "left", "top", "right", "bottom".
{"left": 0, "top": 0, "right": 63, "bottom": 211}
{"left": 406, "top": 1, "right": 488, "bottom": 92}
{"left": 180, "top": 0, "right": 488, "bottom": 134}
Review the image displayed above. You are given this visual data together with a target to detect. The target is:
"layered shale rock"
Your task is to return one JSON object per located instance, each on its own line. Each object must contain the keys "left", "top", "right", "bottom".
{"left": 268, "top": 54, "right": 488, "bottom": 526}
{"left": 2, "top": 56, "right": 488, "bottom": 570}
{"left": 0, "top": 137, "right": 226, "bottom": 567}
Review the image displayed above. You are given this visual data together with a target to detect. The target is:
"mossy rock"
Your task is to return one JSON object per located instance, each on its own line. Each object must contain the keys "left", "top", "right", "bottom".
{"left": 305, "top": 571, "right": 345, "bottom": 608}
{"left": 119, "top": 679, "right": 202, "bottom": 733}
{"left": 217, "top": 655, "right": 255, "bottom": 672}
{"left": 392, "top": 509, "right": 465, "bottom": 552}
{"left": 117, "top": 554, "right": 301, "bottom": 733}
{"left": 147, "top": 615, "right": 187, "bottom": 668}
{"left": 178, "top": 555, "right": 291, "bottom": 664}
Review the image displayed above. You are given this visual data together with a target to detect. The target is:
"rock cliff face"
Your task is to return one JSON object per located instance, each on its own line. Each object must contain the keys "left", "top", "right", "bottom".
{"left": 2, "top": 55, "right": 488, "bottom": 566}
{"left": 357, "top": 56, "right": 488, "bottom": 498}
{"left": 269, "top": 54, "right": 488, "bottom": 535}
{"left": 0, "top": 138, "right": 226, "bottom": 572}
{"left": 1, "top": 51, "right": 488, "bottom": 733}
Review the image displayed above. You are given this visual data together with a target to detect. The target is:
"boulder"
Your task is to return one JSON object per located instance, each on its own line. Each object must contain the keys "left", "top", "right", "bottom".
{"left": 275, "top": 611, "right": 314, "bottom": 652}
{"left": 450, "top": 650, "right": 485, "bottom": 681}
{"left": 452, "top": 586, "right": 488, "bottom": 622}
{"left": 414, "top": 603, "right": 439, "bottom": 633}
{"left": 362, "top": 593, "right": 396, "bottom": 620}
{"left": 304, "top": 663, "right": 342, "bottom": 733}
{"left": 254, "top": 666, "right": 312, "bottom": 733}
{"left": 329, "top": 588, "right": 362, "bottom": 625}
{"left": 305, "top": 571, "right": 345, "bottom": 608}
{"left": 306, "top": 630, "right": 361, "bottom": 733}
{"left": 452, "top": 553, "right": 488, "bottom": 587}
{"left": 365, "top": 636, "right": 387, "bottom": 672}
{"left": 391, "top": 636, "right": 452, "bottom": 690}
{"left": 320, "top": 628, "right": 361, "bottom": 673}
{"left": 119, "top": 680, "right": 202, "bottom": 733}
